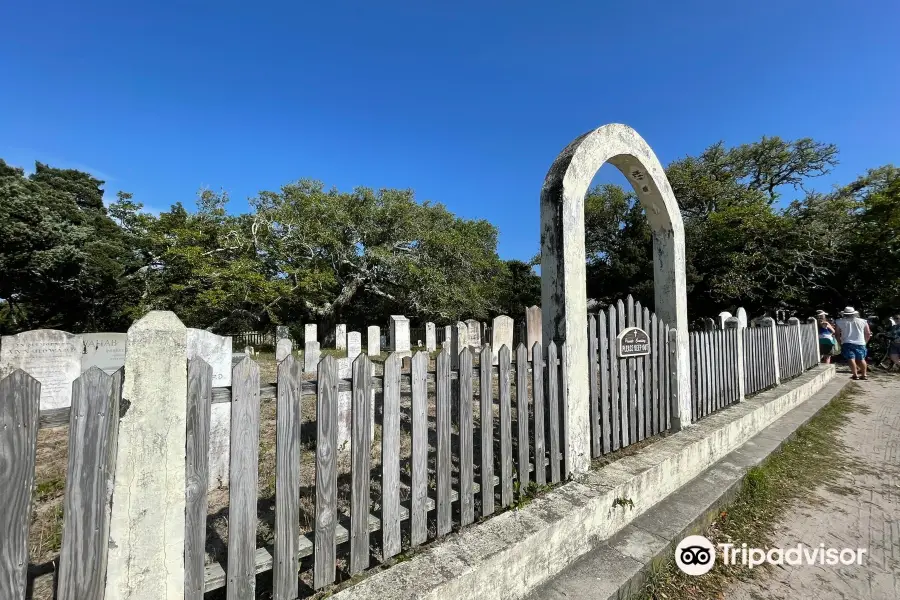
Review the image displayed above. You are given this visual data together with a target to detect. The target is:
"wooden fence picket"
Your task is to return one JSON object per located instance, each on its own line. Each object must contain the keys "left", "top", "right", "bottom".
{"left": 598, "top": 314, "right": 611, "bottom": 454}
{"left": 516, "top": 343, "right": 530, "bottom": 494}
{"left": 314, "top": 356, "right": 338, "bottom": 589}
{"left": 479, "top": 345, "right": 495, "bottom": 516}
{"left": 532, "top": 341, "right": 546, "bottom": 486}
{"left": 608, "top": 306, "right": 620, "bottom": 451}
{"left": 436, "top": 349, "right": 452, "bottom": 536}
{"left": 350, "top": 355, "right": 373, "bottom": 574}
{"left": 547, "top": 341, "right": 561, "bottom": 484}
{"left": 499, "top": 345, "right": 514, "bottom": 506}
{"left": 227, "top": 357, "right": 261, "bottom": 600}
{"left": 382, "top": 354, "right": 401, "bottom": 559}
{"left": 185, "top": 361, "right": 212, "bottom": 600}
{"left": 273, "top": 356, "right": 302, "bottom": 600}
{"left": 410, "top": 352, "right": 428, "bottom": 546}
{"left": 459, "top": 348, "right": 475, "bottom": 526}
{"left": 57, "top": 368, "right": 123, "bottom": 600}
{"left": 588, "top": 315, "right": 600, "bottom": 457}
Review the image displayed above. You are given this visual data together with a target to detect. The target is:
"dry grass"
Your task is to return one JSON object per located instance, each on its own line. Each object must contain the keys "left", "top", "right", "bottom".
{"left": 633, "top": 384, "right": 862, "bottom": 600}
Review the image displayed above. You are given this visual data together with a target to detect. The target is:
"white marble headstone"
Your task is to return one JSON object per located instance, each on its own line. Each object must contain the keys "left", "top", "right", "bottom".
{"left": 335, "top": 324, "right": 347, "bottom": 350}
{"left": 1, "top": 329, "right": 83, "bottom": 410}
{"left": 347, "top": 332, "right": 362, "bottom": 360}
{"left": 465, "top": 319, "right": 481, "bottom": 347}
{"left": 367, "top": 326, "right": 380, "bottom": 355}
{"left": 425, "top": 322, "right": 437, "bottom": 351}
{"left": 186, "top": 329, "right": 233, "bottom": 490}
{"left": 389, "top": 315, "right": 411, "bottom": 355}
{"left": 304, "top": 341, "right": 320, "bottom": 372}
{"left": 491, "top": 315, "right": 514, "bottom": 365}
{"left": 81, "top": 332, "right": 128, "bottom": 374}
{"left": 276, "top": 338, "right": 292, "bottom": 362}
{"left": 304, "top": 323, "right": 317, "bottom": 343}
{"left": 525, "top": 305, "right": 542, "bottom": 360}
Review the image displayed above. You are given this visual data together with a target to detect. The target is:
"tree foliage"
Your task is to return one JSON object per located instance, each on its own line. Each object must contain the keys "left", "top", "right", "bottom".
{"left": 0, "top": 133, "right": 895, "bottom": 335}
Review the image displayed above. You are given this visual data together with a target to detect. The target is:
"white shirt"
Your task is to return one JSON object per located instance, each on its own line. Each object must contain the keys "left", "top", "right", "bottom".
{"left": 836, "top": 317, "right": 868, "bottom": 346}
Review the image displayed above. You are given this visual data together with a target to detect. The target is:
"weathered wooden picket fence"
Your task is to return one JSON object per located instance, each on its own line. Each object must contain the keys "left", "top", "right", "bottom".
{"left": 777, "top": 323, "right": 805, "bottom": 380}
{"left": 0, "top": 333, "right": 567, "bottom": 599}
{"left": 690, "top": 327, "right": 741, "bottom": 422}
{"left": 231, "top": 331, "right": 277, "bottom": 349}
{"left": 587, "top": 296, "right": 673, "bottom": 457}
{"left": 743, "top": 322, "right": 778, "bottom": 396}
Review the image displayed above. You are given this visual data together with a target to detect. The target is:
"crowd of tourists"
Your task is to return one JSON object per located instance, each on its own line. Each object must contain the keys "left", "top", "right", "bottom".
{"left": 816, "top": 307, "right": 900, "bottom": 380}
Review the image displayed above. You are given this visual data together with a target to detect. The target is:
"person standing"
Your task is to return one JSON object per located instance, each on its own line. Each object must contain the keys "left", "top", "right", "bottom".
{"left": 835, "top": 307, "right": 872, "bottom": 380}
{"left": 888, "top": 315, "right": 900, "bottom": 369}
{"left": 816, "top": 310, "right": 837, "bottom": 364}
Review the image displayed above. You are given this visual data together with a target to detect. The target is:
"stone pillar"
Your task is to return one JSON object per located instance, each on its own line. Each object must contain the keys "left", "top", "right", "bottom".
{"left": 276, "top": 338, "right": 292, "bottom": 362}
{"left": 425, "top": 322, "right": 437, "bottom": 352}
{"left": 367, "top": 325, "right": 381, "bottom": 356}
{"left": 525, "top": 305, "right": 542, "bottom": 360}
{"left": 725, "top": 317, "right": 745, "bottom": 401}
{"left": 762, "top": 317, "right": 780, "bottom": 385}
{"left": 106, "top": 311, "right": 187, "bottom": 599}
{"left": 335, "top": 324, "right": 347, "bottom": 350}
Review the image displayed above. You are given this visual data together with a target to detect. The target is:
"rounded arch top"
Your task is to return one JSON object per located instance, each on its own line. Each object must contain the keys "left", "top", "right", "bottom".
{"left": 541, "top": 123, "right": 683, "bottom": 234}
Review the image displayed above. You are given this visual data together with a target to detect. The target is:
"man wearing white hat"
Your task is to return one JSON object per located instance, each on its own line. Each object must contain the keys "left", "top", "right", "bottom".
{"left": 835, "top": 307, "right": 872, "bottom": 380}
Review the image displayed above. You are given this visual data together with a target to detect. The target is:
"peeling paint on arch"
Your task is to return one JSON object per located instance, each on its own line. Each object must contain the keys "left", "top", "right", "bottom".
{"left": 540, "top": 124, "right": 691, "bottom": 475}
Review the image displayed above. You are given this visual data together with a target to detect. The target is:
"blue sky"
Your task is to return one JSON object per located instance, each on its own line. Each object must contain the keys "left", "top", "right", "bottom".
{"left": 2, "top": 1, "right": 898, "bottom": 260}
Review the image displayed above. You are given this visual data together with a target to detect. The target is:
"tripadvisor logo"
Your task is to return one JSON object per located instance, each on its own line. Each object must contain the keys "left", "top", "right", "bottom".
{"left": 674, "top": 535, "right": 868, "bottom": 575}
{"left": 675, "top": 535, "right": 716, "bottom": 576}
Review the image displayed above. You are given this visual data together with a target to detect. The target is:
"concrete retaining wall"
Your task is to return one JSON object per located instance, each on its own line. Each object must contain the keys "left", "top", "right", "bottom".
{"left": 331, "top": 365, "right": 835, "bottom": 600}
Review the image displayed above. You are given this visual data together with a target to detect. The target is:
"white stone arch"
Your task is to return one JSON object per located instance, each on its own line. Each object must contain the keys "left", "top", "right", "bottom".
{"left": 540, "top": 123, "right": 689, "bottom": 474}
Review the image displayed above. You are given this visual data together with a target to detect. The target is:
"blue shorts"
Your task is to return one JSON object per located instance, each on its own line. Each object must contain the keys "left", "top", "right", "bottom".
{"left": 842, "top": 343, "right": 867, "bottom": 361}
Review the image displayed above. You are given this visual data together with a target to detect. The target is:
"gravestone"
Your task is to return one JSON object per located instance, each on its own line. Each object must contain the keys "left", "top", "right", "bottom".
{"left": 491, "top": 315, "right": 514, "bottom": 365}
{"left": 451, "top": 322, "right": 468, "bottom": 368}
{"left": 81, "top": 332, "right": 128, "bottom": 374}
{"left": 243, "top": 345, "right": 254, "bottom": 357}
{"left": 304, "top": 341, "right": 321, "bottom": 372}
{"left": 736, "top": 307, "right": 748, "bottom": 329}
{"left": 336, "top": 357, "right": 374, "bottom": 450}
{"left": 335, "top": 324, "right": 347, "bottom": 350}
{"left": 703, "top": 317, "right": 716, "bottom": 331}
{"left": 275, "top": 325, "right": 290, "bottom": 342}
{"left": 465, "top": 319, "right": 481, "bottom": 348}
{"left": 276, "top": 338, "right": 292, "bottom": 362}
{"left": 389, "top": 315, "right": 411, "bottom": 356}
{"left": 425, "top": 322, "right": 437, "bottom": 351}
{"left": 0, "top": 329, "right": 82, "bottom": 410}
{"left": 304, "top": 323, "right": 317, "bottom": 344}
{"left": 718, "top": 311, "right": 732, "bottom": 329}
{"left": 186, "top": 329, "right": 233, "bottom": 490}
{"left": 347, "top": 332, "right": 362, "bottom": 360}
{"left": 367, "top": 325, "right": 381, "bottom": 355}
{"left": 525, "top": 305, "right": 542, "bottom": 360}
{"left": 443, "top": 325, "right": 452, "bottom": 349}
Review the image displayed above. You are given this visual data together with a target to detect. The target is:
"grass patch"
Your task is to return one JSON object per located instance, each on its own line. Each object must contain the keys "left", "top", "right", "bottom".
{"left": 634, "top": 383, "right": 862, "bottom": 600}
